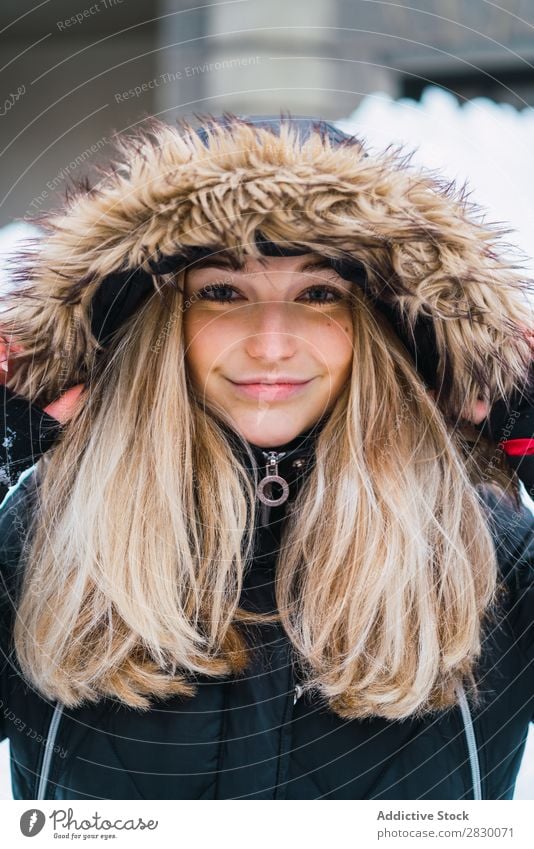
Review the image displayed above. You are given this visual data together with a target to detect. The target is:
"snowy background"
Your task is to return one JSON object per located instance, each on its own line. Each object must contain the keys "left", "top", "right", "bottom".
{"left": 0, "top": 87, "right": 533, "bottom": 799}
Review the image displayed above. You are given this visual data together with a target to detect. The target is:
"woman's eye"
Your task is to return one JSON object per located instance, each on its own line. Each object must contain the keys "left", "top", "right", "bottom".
{"left": 197, "top": 282, "right": 237, "bottom": 303}
{"left": 299, "top": 285, "right": 345, "bottom": 305}
{"left": 197, "top": 283, "right": 344, "bottom": 306}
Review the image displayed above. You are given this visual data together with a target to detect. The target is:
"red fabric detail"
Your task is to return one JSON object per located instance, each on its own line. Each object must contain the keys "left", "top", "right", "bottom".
{"left": 499, "top": 438, "right": 534, "bottom": 456}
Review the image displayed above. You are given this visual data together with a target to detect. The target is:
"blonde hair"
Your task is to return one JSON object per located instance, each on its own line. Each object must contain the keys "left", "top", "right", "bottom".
{"left": 11, "top": 267, "right": 517, "bottom": 721}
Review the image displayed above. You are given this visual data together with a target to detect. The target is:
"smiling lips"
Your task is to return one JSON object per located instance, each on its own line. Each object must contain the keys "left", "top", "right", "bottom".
{"left": 229, "top": 379, "right": 314, "bottom": 400}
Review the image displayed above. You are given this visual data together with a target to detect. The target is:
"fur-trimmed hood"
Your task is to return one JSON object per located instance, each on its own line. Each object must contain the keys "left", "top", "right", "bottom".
{"left": 2, "top": 111, "right": 533, "bottom": 421}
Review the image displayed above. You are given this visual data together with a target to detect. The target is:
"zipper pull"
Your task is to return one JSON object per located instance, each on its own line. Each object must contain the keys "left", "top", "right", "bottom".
{"left": 293, "top": 684, "right": 304, "bottom": 705}
{"left": 256, "top": 451, "right": 290, "bottom": 507}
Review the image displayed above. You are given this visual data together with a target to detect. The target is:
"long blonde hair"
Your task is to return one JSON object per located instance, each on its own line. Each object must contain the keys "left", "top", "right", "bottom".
{"left": 12, "top": 268, "right": 518, "bottom": 720}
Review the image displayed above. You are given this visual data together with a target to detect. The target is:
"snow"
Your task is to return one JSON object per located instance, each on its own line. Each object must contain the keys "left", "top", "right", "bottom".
{"left": 337, "top": 86, "right": 534, "bottom": 274}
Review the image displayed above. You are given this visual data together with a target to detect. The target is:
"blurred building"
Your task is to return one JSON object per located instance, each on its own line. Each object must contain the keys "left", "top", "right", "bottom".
{"left": 1, "top": 0, "right": 534, "bottom": 224}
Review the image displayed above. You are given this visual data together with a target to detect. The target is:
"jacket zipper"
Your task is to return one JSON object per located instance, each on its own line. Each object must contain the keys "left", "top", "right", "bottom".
{"left": 36, "top": 701, "right": 64, "bottom": 799}
{"left": 255, "top": 451, "right": 290, "bottom": 518}
{"left": 253, "top": 449, "right": 307, "bottom": 705}
{"left": 456, "top": 683, "right": 482, "bottom": 800}
{"left": 260, "top": 500, "right": 271, "bottom": 527}
{"left": 254, "top": 449, "right": 308, "bottom": 524}
{"left": 252, "top": 449, "right": 287, "bottom": 527}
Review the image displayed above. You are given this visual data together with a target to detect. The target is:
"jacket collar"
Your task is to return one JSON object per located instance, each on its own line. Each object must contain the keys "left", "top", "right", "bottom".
{"left": 221, "top": 413, "right": 328, "bottom": 501}
{"left": 249, "top": 419, "right": 324, "bottom": 474}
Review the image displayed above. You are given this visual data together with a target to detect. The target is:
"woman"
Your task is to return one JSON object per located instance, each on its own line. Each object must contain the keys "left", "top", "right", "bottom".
{"left": 0, "top": 114, "right": 533, "bottom": 801}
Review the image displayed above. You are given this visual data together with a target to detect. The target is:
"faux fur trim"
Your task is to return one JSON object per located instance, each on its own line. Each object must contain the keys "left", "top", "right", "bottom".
{"left": 2, "top": 111, "right": 533, "bottom": 419}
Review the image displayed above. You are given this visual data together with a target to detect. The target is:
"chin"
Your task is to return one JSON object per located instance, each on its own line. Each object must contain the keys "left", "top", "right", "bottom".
{"left": 245, "top": 434, "right": 296, "bottom": 448}
{"left": 232, "top": 414, "right": 310, "bottom": 448}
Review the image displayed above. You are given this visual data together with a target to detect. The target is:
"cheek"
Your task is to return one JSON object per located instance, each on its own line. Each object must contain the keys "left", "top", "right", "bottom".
{"left": 319, "top": 313, "right": 354, "bottom": 375}
{"left": 183, "top": 314, "right": 210, "bottom": 379}
{"left": 183, "top": 313, "right": 233, "bottom": 381}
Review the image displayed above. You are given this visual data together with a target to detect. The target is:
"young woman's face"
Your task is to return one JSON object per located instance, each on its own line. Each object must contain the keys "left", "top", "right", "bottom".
{"left": 183, "top": 253, "right": 355, "bottom": 447}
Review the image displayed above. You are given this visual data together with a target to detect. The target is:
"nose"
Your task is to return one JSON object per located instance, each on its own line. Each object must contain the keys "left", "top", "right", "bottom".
{"left": 243, "top": 302, "right": 300, "bottom": 361}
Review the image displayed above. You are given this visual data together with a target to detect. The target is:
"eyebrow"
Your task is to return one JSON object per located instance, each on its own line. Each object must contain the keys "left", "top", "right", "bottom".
{"left": 187, "top": 254, "right": 334, "bottom": 273}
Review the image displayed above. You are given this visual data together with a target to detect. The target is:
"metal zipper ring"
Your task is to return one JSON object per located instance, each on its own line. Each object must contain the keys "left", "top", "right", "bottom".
{"left": 256, "top": 474, "right": 290, "bottom": 506}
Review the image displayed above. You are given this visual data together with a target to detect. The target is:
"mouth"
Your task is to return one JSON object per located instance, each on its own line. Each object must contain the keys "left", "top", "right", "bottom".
{"left": 228, "top": 378, "right": 314, "bottom": 400}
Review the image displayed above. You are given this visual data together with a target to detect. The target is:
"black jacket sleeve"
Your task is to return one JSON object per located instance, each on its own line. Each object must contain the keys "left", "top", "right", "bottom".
{"left": 481, "top": 486, "right": 534, "bottom": 694}
{"left": 0, "top": 469, "right": 39, "bottom": 742}
{"left": 0, "top": 386, "right": 63, "bottom": 505}
{"left": 490, "top": 405, "right": 534, "bottom": 502}
{"left": 480, "top": 366, "right": 534, "bottom": 501}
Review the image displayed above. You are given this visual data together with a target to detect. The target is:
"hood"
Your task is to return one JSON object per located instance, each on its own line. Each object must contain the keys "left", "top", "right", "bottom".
{"left": 3, "top": 111, "right": 533, "bottom": 423}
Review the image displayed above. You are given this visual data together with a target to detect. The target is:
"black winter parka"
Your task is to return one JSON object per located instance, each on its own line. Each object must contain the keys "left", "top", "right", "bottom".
{"left": 0, "top": 420, "right": 533, "bottom": 800}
